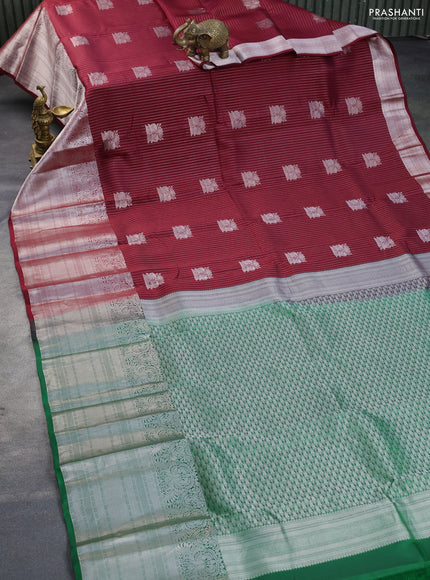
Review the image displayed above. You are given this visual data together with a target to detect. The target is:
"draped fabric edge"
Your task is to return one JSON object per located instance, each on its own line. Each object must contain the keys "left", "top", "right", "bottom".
{"left": 138, "top": 259, "right": 430, "bottom": 324}
{"left": 0, "top": 4, "right": 84, "bottom": 123}
{"left": 218, "top": 491, "right": 430, "bottom": 579}
{"left": 255, "top": 538, "right": 430, "bottom": 580}
{"left": 197, "top": 24, "right": 378, "bottom": 68}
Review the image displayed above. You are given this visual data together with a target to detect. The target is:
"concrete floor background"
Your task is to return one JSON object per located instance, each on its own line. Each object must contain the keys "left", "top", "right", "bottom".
{"left": 0, "top": 38, "right": 429, "bottom": 580}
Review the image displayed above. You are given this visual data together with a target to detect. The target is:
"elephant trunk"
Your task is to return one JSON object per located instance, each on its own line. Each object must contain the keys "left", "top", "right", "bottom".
{"left": 173, "top": 20, "right": 189, "bottom": 47}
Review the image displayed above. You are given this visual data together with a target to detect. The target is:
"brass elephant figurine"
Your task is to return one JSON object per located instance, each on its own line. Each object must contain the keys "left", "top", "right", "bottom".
{"left": 173, "top": 18, "right": 229, "bottom": 62}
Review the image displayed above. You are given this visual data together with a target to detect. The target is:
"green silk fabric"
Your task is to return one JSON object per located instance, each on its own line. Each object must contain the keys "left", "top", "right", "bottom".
{"left": 149, "top": 289, "right": 430, "bottom": 578}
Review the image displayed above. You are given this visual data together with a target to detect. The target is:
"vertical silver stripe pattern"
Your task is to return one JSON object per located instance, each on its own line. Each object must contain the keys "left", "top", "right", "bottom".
{"left": 0, "top": 0, "right": 428, "bottom": 47}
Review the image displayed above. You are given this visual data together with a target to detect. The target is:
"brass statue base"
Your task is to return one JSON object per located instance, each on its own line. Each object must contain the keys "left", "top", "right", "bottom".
{"left": 29, "top": 136, "right": 55, "bottom": 169}
{"left": 29, "top": 85, "right": 73, "bottom": 168}
{"left": 29, "top": 144, "right": 43, "bottom": 169}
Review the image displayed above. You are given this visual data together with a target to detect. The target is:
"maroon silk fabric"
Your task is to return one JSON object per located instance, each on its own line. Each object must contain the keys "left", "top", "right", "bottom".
{"left": 44, "top": 0, "right": 430, "bottom": 299}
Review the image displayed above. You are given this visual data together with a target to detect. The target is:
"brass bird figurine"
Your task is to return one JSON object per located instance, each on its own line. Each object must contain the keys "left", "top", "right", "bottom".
{"left": 29, "top": 85, "right": 74, "bottom": 168}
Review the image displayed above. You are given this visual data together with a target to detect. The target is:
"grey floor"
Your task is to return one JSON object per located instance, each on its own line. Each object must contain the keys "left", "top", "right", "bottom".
{"left": 0, "top": 38, "right": 429, "bottom": 580}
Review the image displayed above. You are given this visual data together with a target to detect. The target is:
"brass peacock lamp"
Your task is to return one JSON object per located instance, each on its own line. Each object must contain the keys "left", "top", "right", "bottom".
{"left": 29, "top": 85, "right": 74, "bottom": 168}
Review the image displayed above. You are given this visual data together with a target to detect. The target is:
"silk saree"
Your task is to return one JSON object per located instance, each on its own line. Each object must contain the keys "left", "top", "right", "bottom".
{"left": 1, "top": 1, "right": 430, "bottom": 578}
